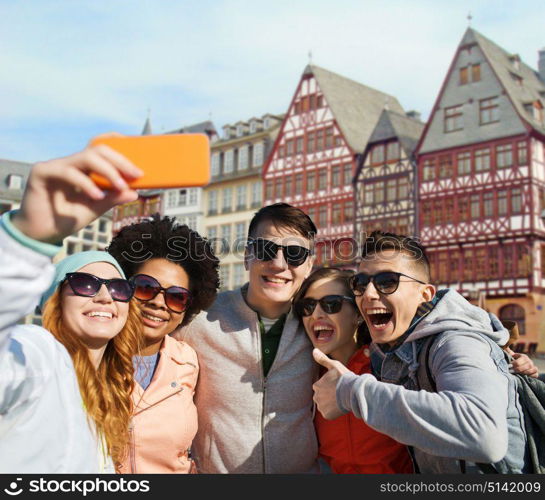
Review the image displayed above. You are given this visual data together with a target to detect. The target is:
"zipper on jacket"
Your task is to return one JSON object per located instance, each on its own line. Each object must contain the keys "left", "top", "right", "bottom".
{"left": 261, "top": 377, "right": 267, "bottom": 474}
{"left": 129, "top": 421, "right": 136, "bottom": 474}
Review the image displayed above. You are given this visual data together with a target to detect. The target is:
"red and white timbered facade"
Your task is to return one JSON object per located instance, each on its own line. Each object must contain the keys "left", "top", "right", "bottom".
{"left": 417, "top": 28, "right": 545, "bottom": 348}
{"left": 354, "top": 110, "right": 423, "bottom": 240}
{"left": 263, "top": 65, "right": 404, "bottom": 266}
{"left": 265, "top": 75, "right": 356, "bottom": 265}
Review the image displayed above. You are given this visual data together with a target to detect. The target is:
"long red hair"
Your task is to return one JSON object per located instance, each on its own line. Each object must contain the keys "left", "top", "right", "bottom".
{"left": 42, "top": 288, "right": 141, "bottom": 468}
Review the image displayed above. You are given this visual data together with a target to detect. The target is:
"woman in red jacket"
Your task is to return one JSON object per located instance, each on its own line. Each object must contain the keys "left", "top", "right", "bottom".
{"left": 294, "top": 267, "right": 414, "bottom": 474}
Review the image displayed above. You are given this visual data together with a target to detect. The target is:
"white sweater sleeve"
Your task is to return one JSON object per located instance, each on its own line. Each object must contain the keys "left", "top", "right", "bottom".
{"left": 0, "top": 225, "right": 55, "bottom": 412}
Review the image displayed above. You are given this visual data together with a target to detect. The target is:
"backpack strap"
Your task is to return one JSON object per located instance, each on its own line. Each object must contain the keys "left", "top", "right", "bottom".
{"left": 424, "top": 335, "right": 437, "bottom": 392}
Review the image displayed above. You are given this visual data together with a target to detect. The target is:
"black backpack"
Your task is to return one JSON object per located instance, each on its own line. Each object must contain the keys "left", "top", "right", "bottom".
{"left": 418, "top": 334, "right": 545, "bottom": 474}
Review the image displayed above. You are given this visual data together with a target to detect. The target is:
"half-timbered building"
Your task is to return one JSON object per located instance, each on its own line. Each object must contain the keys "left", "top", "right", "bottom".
{"left": 263, "top": 64, "right": 404, "bottom": 266}
{"left": 354, "top": 109, "right": 424, "bottom": 240}
{"left": 416, "top": 28, "right": 545, "bottom": 350}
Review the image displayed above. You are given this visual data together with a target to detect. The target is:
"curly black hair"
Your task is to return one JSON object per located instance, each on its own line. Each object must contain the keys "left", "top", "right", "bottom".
{"left": 107, "top": 214, "right": 220, "bottom": 327}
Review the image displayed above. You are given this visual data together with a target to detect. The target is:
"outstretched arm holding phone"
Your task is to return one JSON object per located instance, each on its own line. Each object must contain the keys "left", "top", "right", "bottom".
{"left": 0, "top": 145, "right": 142, "bottom": 473}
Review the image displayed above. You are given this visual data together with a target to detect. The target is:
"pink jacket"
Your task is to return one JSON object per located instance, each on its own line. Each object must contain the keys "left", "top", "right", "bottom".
{"left": 119, "top": 335, "right": 199, "bottom": 474}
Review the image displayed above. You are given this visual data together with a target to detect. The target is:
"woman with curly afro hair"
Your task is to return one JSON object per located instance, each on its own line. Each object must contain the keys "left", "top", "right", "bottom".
{"left": 107, "top": 214, "right": 219, "bottom": 473}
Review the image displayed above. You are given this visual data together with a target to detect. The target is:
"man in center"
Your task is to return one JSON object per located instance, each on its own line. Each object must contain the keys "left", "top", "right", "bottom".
{"left": 174, "top": 203, "right": 319, "bottom": 473}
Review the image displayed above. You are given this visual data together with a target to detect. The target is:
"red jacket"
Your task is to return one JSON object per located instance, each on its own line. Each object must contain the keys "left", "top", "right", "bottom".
{"left": 315, "top": 346, "right": 414, "bottom": 474}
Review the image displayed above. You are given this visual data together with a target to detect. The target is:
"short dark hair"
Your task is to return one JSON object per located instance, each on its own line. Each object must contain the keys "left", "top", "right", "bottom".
{"left": 293, "top": 267, "right": 371, "bottom": 346}
{"left": 360, "top": 230, "right": 430, "bottom": 282}
{"left": 107, "top": 214, "right": 220, "bottom": 327}
{"left": 248, "top": 203, "right": 317, "bottom": 242}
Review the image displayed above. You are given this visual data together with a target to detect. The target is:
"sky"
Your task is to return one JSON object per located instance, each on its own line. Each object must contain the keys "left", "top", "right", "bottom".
{"left": 2, "top": 0, "right": 545, "bottom": 163}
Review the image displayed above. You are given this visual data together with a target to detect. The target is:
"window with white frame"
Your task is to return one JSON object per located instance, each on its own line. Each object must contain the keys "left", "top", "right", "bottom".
{"left": 211, "top": 153, "right": 220, "bottom": 176}
{"left": 252, "top": 181, "right": 261, "bottom": 206}
{"left": 235, "top": 222, "right": 246, "bottom": 243}
{"left": 178, "top": 189, "right": 187, "bottom": 206}
{"left": 221, "top": 224, "right": 232, "bottom": 246}
{"left": 219, "top": 265, "right": 230, "bottom": 290}
{"left": 187, "top": 215, "right": 197, "bottom": 230}
{"left": 207, "top": 226, "right": 217, "bottom": 240}
{"left": 253, "top": 142, "right": 264, "bottom": 166}
{"left": 222, "top": 187, "right": 233, "bottom": 212}
{"left": 166, "top": 190, "right": 177, "bottom": 208}
{"left": 224, "top": 150, "right": 234, "bottom": 173}
{"left": 238, "top": 146, "right": 249, "bottom": 170}
{"left": 189, "top": 188, "right": 198, "bottom": 206}
{"left": 236, "top": 185, "right": 247, "bottom": 209}
{"left": 208, "top": 190, "right": 218, "bottom": 214}
{"left": 236, "top": 124, "right": 244, "bottom": 137}
{"left": 8, "top": 174, "right": 23, "bottom": 190}
{"left": 233, "top": 263, "right": 245, "bottom": 288}
{"left": 263, "top": 117, "right": 270, "bottom": 129}
{"left": 98, "top": 219, "right": 108, "bottom": 233}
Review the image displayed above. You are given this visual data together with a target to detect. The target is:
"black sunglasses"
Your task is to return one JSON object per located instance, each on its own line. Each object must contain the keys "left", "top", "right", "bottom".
{"left": 349, "top": 271, "right": 426, "bottom": 296}
{"left": 63, "top": 272, "right": 134, "bottom": 302}
{"left": 130, "top": 274, "right": 192, "bottom": 314}
{"left": 295, "top": 294, "right": 355, "bottom": 317}
{"left": 247, "top": 238, "right": 311, "bottom": 267}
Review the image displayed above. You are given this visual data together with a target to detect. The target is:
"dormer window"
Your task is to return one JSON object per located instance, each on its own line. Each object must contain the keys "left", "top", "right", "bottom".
{"left": 524, "top": 101, "right": 544, "bottom": 124}
{"left": 509, "top": 54, "right": 521, "bottom": 71}
{"left": 533, "top": 101, "right": 544, "bottom": 124}
{"left": 236, "top": 124, "right": 244, "bottom": 137}
{"left": 263, "top": 117, "right": 270, "bottom": 129}
{"left": 223, "top": 126, "right": 232, "bottom": 139}
{"left": 249, "top": 121, "right": 257, "bottom": 134}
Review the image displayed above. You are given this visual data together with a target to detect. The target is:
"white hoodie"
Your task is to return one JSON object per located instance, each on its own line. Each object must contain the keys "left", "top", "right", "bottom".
{"left": 0, "top": 225, "right": 102, "bottom": 473}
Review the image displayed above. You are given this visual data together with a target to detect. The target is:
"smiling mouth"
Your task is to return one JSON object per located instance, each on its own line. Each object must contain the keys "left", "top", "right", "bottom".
{"left": 141, "top": 311, "right": 167, "bottom": 323}
{"left": 85, "top": 311, "right": 114, "bottom": 319}
{"left": 263, "top": 276, "right": 290, "bottom": 285}
{"left": 366, "top": 308, "right": 393, "bottom": 328}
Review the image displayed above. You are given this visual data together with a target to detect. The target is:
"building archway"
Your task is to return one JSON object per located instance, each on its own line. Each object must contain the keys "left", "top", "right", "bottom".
{"left": 499, "top": 304, "right": 526, "bottom": 336}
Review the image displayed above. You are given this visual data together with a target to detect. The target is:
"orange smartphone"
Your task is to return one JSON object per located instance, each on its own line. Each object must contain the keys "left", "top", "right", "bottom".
{"left": 89, "top": 134, "right": 210, "bottom": 189}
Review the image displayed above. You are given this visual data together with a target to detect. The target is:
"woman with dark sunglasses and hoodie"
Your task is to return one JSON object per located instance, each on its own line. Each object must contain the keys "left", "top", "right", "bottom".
{"left": 0, "top": 145, "right": 143, "bottom": 472}
{"left": 107, "top": 215, "right": 219, "bottom": 473}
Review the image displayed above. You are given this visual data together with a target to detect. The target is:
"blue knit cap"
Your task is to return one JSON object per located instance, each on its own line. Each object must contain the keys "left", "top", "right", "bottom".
{"left": 40, "top": 251, "right": 126, "bottom": 310}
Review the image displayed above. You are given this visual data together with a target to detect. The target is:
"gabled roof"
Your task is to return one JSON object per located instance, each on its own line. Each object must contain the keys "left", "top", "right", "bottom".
{"left": 306, "top": 65, "right": 405, "bottom": 152}
{"left": 367, "top": 109, "right": 424, "bottom": 156}
{"left": 463, "top": 28, "right": 545, "bottom": 135}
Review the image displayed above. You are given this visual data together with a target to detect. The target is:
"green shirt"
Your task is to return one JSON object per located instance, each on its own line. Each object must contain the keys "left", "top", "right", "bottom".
{"left": 240, "top": 283, "right": 288, "bottom": 377}
{"left": 259, "top": 314, "right": 287, "bottom": 377}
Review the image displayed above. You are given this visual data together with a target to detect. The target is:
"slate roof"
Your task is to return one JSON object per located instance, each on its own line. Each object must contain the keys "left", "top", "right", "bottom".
{"left": 463, "top": 28, "right": 545, "bottom": 135}
{"left": 167, "top": 120, "right": 217, "bottom": 137}
{"left": 306, "top": 64, "right": 405, "bottom": 152}
{"left": 367, "top": 108, "right": 425, "bottom": 156}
